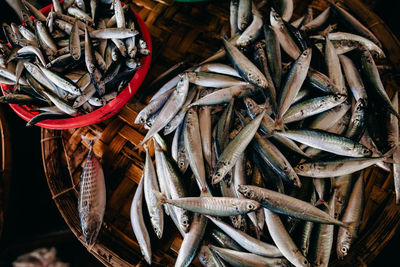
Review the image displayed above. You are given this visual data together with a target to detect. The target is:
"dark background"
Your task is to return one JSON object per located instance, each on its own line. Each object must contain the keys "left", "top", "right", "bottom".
{"left": 0, "top": 0, "right": 400, "bottom": 266}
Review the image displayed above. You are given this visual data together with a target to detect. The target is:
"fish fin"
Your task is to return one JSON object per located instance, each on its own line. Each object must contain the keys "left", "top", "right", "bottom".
{"left": 315, "top": 199, "right": 329, "bottom": 210}
{"left": 153, "top": 190, "right": 167, "bottom": 206}
{"left": 384, "top": 145, "right": 398, "bottom": 158}
{"left": 81, "top": 133, "right": 101, "bottom": 146}
{"left": 344, "top": 221, "right": 360, "bottom": 238}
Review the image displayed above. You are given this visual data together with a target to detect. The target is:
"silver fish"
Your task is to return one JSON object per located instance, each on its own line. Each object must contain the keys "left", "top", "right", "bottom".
{"left": 183, "top": 106, "right": 208, "bottom": 191}
{"left": 78, "top": 136, "right": 106, "bottom": 246}
{"left": 336, "top": 172, "right": 364, "bottom": 260}
{"left": 223, "top": 39, "right": 269, "bottom": 89}
{"left": 206, "top": 215, "right": 282, "bottom": 257}
{"left": 89, "top": 28, "right": 138, "bottom": 39}
{"left": 212, "top": 111, "right": 265, "bottom": 184}
{"left": 278, "top": 48, "right": 312, "bottom": 119}
{"left": 209, "top": 245, "right": 287, "bottom": 267}
{"left": 295, "top": 157, "right": 385, "bottom": 178}
{"left": 275, "top": 129, "right": 371, "bottom": 157}
{"left": 270, "top": 8, "right": 301, "bottom": 60}
{"left": 264, "top": 208, "right": 310, "bottom": 267}
{"left": 140, "top": 73, "right": 189, "bottom": 145}
{"left": 130, "top": 175, "right": 151, "bottom": 265}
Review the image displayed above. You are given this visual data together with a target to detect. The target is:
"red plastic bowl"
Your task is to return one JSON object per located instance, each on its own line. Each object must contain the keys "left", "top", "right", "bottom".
{"left": 0, "top": 2, "right": 151, "bottom": 129}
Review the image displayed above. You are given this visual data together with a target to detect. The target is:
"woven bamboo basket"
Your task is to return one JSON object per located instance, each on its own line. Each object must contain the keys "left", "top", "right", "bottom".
{"left": 0, "top": 105, "right": 12, "bottom": 238}
{"left": 41, "top": 0, "right": 400, "bottom": 266}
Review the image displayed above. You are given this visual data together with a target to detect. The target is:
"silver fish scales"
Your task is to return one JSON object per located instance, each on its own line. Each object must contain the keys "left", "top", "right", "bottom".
{"left": 78, "top": 136, "right": 106, "bottom": 247}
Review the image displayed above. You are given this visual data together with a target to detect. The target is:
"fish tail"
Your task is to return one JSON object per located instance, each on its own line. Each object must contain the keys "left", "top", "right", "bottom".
{"left": 81, "top": 133, "right": 101, "bottom": 146}
{"left": 315, "top": 199, "right": 329, "bottom": 210}
{"left": 344, "top": 221, "right": 360, "bottom": 238}
{"left": 153, "top": 190, "right": 167, "bottom": 206}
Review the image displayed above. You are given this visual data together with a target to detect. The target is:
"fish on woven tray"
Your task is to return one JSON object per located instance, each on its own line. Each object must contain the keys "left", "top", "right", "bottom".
{"left": 0, "top": 0, "right": 149, "bottom": 126}
{"left": 130, "top": 0, "right": 397, "bottom": 266}
{"left": 78, "top": 135, "right": 106, "bottom": 247}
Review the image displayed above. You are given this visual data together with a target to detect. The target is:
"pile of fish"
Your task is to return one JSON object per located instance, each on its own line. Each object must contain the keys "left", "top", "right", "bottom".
{"left": 0, "top": 0, "right": 149, "bottom": 126}
{"left": 131, "top": 0, "right": 398, "bottom": 267}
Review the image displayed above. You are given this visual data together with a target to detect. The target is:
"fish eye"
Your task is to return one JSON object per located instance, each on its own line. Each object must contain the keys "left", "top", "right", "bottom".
{"left": 298, "top": 165, "right": 304, "bottom": 170}
{"left": 303, "top": 260, "right": 308, "bottom": 265}
{"left": 247, "top": 203, "right": 254, "bottom": 209}
{"left": 342, "top": 247, "right": 347, "bottom": 253}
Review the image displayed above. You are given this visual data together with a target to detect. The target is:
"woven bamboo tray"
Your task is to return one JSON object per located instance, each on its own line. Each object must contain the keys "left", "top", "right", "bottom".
{"left": 0, "top": 105, "right": 12, "bottom": 238}
{"left": 41, "top": 0, "right": 400, "bottom": 266}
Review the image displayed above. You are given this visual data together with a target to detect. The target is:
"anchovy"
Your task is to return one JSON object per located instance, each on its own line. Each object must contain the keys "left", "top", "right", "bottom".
{"left": 198, "top": 245, "right": 225, "bottom": 267}
{"left": 68, "top": 7, "right": 93, "bottom": 24}
{"left": 39, "top": 66, "right": 81, "bottom": 95}
{"left": 295, "top": 157, "right": 385, "bottom": 178}
{"left": 336, "top": 172, "right": 364, "bottom": 259}
{"left": 188, "top": 84, "right": 256, "bottom": 108}
{"left": 23, "top": 0, "right": 47, "bottom": 21}
{"left": 339, "top": 55, "right": 367, "bottom": 101}
{"left": 360, "top": 47, "right": 400, "bottom": 119}
{"left": 270, "top": 8, "right": 301, "bottom": 60}
{"left": 212, "top": 111, "right": 265, "bottom": 184}
{"left": 130, "top": 176, "right": 152, "bottom": 265}
{"left": 236, "top": 5, "right": 263, "bottom": 47}
{"left": 311, "top": 32, "right": 385, "bottom": 59}
{"left": 230, "top": 0, "right": 239, "bottom": 37}
{"left": 223, "top": 39, "right": 268, "bottom": 89}
{"left": 327, "top": 0, "right": 381, "bottom": 47}
{"left": 309, "top": 190, "right": 336, "bottom": 267}
{"left": 78, "top": 136, "right": 106, "bottom": 246}
{"left": 195, "top": 63, "right": 240, "bottom": 78}
{"left": 89, "top": 28, "right": 138, "bottom": 39}
{"left": 143, "top": 145, "right": 164, "bottom": 239}
{"left": 301, "top": 7, "right": 330, "bottom": 32}
{"left": 209, "top": 245, "right": 287, "bottom": 267}
{"left": 157, "top": 194, "right": 260, "bottom": 216}
{"left": 264, "top": 209, "right": 310, "bottom": 267}
{"left": 276, "top": 129, "right": 371, "bottom": 157}
{"left": 278, "top": 48, "right": 312, "bottom": 119}
{"left": 206, "top": 215, "right": 282, "bottom": 257}
{"left": 283, "top": 94, "right": 347, "bottom": 123}
{"left": 175, "top": 213, "right": 207, "bottom": 267}
{"left": 70, "top": 20, "right": 81, "bottom": 60}
{"left": 184, "top": 107, "right": 209, "bottom": 191}
{"left": 140, "top": 73, "right": 189, "bottom": 145}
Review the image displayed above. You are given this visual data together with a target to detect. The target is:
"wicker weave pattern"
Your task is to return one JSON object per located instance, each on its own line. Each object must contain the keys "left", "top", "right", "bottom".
{"left": 41, "top": 0, "right": 400, "bottom": 266}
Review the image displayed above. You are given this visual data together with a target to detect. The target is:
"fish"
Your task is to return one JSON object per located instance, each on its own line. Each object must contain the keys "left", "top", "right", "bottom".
{"left": 278, "top": 48, "right": 312, "bottom": 120}
{"left": 238, "top": 185, "right": 358, "bottom": 233}
{"left": 209, "top": 245, "right": 287, "bottom": 267}
{"left": 78, "top": 135, "right": 106, "bottom": 247}
{"left": 130, "top": 175, "right": 152, "bottom": 265}
{"left": 336, "top": 172, "right": 364, "bottom": 259}
{"left": 223, "top": 39, "right": 269, "bottom": 89}
{"left": 143, "top": 145, "right": 164, "bottom": 239}
{"left": 275, "top": 129, "right": 371, "bottom": 157}
{"left": 206, "top": 215, "right": 282, "bottom": 257}
{"left": 264, "top": 209, "right": 310, "bottom": 267}
{"left": 212, "top": 111, "right": 265, "bottom": 184}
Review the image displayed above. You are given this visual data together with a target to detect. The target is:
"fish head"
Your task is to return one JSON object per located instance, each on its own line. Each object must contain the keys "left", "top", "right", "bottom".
{"left": 270, "top": 8, "right": 282, "bottom": 27}
{"left": 337, "top": 241, "right": 350, "bottom": 260}
{"left": 211, "top": 168, "right": 227, "bottom": 184}
{"left": 237, "top": 185, "right": 255, "bottom": 199}
{"left": 245, "top": 200, "right": 261, "bottom": 211}
{"left": 334, "top": 94, "right": 347, "bottom": 103}
{"left": 81, "top": 213, "right": 102, "bottom": 246}
{"left": 294, "top": 163, "right": 311, "bottom": 175}
{"left": 363, "top": 148, "right": 373, "bottom": 156}
{"left": 180, "top": 213, "right": 190, "bottom": 232}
